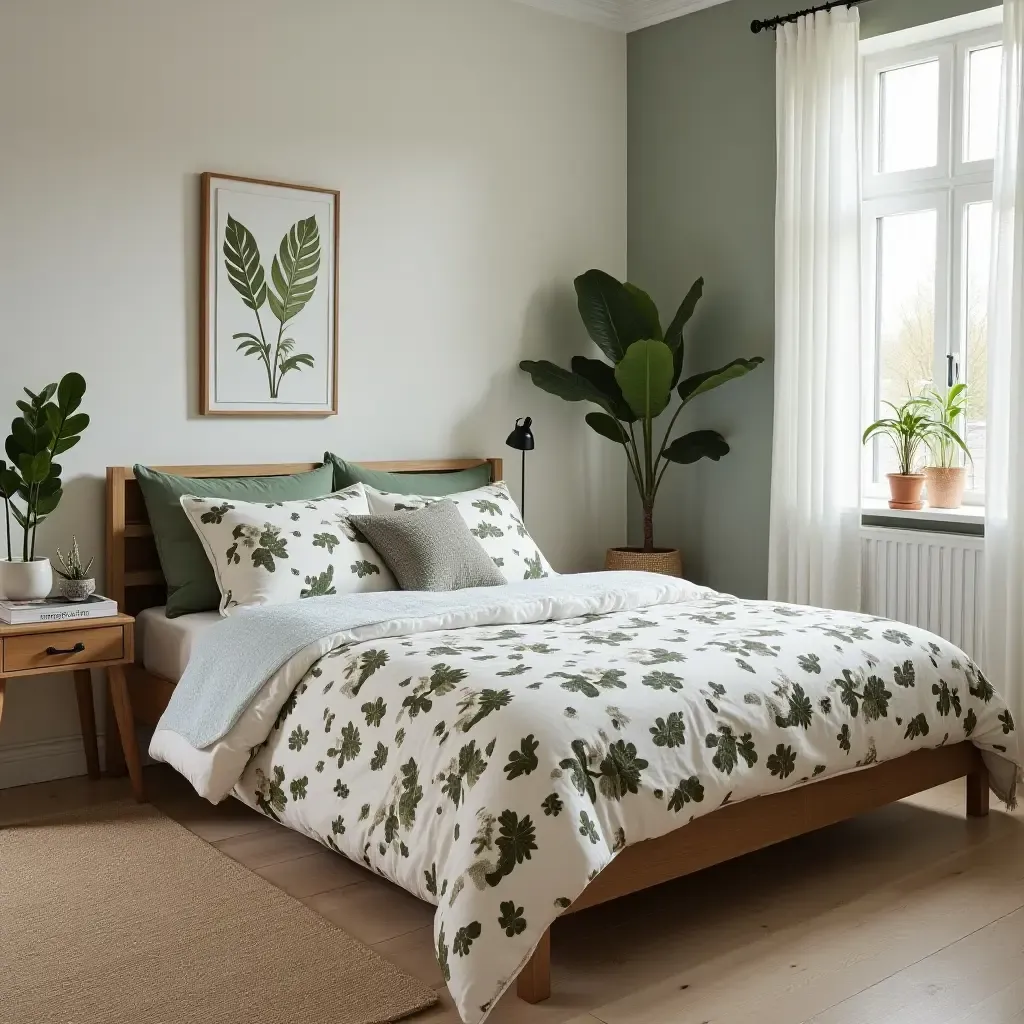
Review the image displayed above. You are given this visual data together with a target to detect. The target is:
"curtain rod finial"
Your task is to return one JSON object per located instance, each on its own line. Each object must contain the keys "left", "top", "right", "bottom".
{"left": 751, "top": 19, "right": 764, "bottom": 32}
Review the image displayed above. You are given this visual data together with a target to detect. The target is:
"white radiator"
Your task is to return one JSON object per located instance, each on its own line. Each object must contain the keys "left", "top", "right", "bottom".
{"left": 860, "top": 527, "right": 985, "bottom": 661}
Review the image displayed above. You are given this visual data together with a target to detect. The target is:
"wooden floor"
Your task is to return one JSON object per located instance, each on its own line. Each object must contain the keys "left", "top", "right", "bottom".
{"left": 3, "top": 766, "right": 1024, "bottom": 1024}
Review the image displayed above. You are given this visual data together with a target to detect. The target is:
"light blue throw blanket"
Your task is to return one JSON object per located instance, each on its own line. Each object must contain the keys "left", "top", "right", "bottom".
{"left": 156, "top": 573, "right": 689, "bottom": 749}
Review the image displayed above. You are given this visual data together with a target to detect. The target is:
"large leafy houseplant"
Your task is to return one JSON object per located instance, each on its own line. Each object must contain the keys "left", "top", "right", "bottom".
{"left": 520, "top": 270, "right": 763, "bottom": 551}
{"left": 0, "top": 373, "right": 88, "bottom": 562}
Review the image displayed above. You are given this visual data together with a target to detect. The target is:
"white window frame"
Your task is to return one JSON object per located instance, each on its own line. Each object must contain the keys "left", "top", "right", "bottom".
{"left": 860, "top": 21, "right": 1001, "bottom": 507}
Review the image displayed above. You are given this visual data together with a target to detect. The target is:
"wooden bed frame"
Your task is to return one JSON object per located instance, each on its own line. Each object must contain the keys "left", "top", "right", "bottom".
{"left": 104, "top": 460, "right": 991, "bottom": 1006}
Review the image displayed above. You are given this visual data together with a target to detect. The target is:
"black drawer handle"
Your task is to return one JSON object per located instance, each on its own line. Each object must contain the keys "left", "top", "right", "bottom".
{"left": 45, "top": 642, "right": 86, "bottom": 656}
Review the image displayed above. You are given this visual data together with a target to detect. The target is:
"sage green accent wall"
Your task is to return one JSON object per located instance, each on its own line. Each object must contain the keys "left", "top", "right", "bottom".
{"left": 626, "top": 0, "right": 997, "bottom": 598}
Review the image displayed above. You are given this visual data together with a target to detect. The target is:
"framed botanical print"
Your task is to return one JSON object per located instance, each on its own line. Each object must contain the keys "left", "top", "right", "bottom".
{"left": 200, "top": 172, "right": 339, "bottom": 416}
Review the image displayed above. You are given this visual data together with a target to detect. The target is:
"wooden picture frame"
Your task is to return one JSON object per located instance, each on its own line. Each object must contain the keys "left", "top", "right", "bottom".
{"left": 200, "top": 173, "right": 340, "bottom": 417}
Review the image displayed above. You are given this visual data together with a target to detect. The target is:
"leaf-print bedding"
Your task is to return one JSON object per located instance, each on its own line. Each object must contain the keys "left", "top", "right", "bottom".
{"left": 203, "top": 589, "right": 1020, "bottom": 1023}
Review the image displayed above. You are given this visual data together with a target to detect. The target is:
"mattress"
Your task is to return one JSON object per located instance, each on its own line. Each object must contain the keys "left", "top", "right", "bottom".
{"left": 136, "top": 606, "right": 220, "bottom": 683}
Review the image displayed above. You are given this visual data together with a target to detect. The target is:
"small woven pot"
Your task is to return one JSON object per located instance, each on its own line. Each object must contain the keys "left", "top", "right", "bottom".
{"left": 886, "top": 473, "right": 926, "bottom": 511}
{"left": 59, "top": 577, "right": 96, "bottom": 602}
{"left": 924, "top": 467, "right": 967, "bottom": 509}
{"left": 605, "top": 547, "right": 682, "bottom": 577}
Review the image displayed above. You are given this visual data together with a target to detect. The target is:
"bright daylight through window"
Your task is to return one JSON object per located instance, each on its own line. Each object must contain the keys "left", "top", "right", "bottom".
{"left": 863, "top": 23, "right": 1001, "bottom": 500}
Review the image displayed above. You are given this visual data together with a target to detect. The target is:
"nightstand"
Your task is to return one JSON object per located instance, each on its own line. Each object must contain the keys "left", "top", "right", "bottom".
{"left": 0, "top": 613, "right": 144, "bottom": 801}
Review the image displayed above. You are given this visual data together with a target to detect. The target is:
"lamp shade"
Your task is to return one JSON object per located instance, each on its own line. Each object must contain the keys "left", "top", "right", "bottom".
{"left": 505, "top": 416, "right": 535, "bottom": 451}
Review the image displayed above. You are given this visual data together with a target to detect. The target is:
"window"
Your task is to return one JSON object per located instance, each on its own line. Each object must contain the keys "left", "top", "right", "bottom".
{"left": 862, "top": 24, "right": 1001, "bottom": 502}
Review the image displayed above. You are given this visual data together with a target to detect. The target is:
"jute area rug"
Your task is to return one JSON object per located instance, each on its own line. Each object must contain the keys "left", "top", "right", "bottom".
{"left": 0, "top": 800, "right": 439, "bottom": 1024}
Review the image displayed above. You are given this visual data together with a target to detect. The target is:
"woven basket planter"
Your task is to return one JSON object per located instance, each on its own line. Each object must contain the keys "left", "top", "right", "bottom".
{"left": 605, "top": 547, "right": 682, "bottom": 577}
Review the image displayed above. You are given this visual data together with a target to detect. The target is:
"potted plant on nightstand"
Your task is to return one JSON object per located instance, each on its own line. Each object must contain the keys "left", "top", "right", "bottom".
{"left": 521, "top": 270, "right": 763, "bottom": 575}
{"left": 862, "top": 394, "right": 969, "bottom": 511}
{"left": 53, "top": 537, "right": 96, "bottom": 601}
{"left": 922, "top": 383, "right": 973, "bottom": 509}
{"left": 0, "top": 373, "right": 89, "bottom": 600}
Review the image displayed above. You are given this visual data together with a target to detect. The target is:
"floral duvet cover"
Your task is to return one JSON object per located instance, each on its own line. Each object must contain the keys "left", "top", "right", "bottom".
{"left": 217, "top": 587, "right": 1023, "bottom": 1023}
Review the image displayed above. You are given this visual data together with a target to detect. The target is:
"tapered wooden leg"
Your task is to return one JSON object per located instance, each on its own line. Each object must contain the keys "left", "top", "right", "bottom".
{"left": 104, "top": 681, "right": 127, "bottom": 777}
{"left": 108, "top": 665, "right": 144, "bottom": 801}
{"left": 517, "top": 929, "right": 551, "bottom": 1003}
{"left": 967, "top": 765, "right": 989, "bottom": 818}
{"left": 73, "top": 670, "right": 100, "bottom": 780}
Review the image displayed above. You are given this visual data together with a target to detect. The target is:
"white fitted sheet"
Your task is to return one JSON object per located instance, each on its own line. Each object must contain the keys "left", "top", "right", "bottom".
{"left": 136, "top": 606, "right": 220, "bottom": 683}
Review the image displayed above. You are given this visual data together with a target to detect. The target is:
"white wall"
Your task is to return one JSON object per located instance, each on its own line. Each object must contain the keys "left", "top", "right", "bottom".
{"left": 0, "top": 0, "right": 627, "bottom": 786}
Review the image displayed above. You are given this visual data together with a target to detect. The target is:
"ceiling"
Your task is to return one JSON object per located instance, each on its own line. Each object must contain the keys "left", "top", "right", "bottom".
{"left": 512, "top": 0, "right": 734, "bottom": 32}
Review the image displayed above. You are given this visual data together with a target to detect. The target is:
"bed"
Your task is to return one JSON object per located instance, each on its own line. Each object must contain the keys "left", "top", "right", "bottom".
{"left": 105, "top": 461, "right": 1021, "bottom": 1024}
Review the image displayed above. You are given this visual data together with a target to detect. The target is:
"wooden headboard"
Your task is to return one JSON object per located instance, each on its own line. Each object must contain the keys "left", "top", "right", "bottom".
{"left": 105, "top": 459, "right": 503, "bottom": 616}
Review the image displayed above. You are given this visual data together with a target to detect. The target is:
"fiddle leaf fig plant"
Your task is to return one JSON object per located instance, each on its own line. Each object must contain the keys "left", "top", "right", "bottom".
{"left": 521, "top": 270, "right": 763, "bottom": 551}
{"left": 1, "top": 372, "right": 88, "bottom": 562}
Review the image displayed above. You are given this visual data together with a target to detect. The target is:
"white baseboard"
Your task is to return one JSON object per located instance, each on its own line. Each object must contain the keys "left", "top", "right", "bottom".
{"left": 0, "top": 734, "right": 109, "bottom": 790}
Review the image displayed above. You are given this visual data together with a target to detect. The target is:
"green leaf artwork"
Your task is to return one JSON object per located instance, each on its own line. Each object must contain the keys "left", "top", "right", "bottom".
{"left": 223, "top": 213, "right": 319, "bottom": 399}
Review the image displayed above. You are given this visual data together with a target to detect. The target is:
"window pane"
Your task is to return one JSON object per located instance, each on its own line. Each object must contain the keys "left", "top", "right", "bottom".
{"left": 965, "top": 45, "right": 1002, "bottom": 163}
{"left": 879, "top": 60, "right": 940, "bottom": 173}
{"left": 874, "top": 209, "right": 938, "bottom": 480}
{"left": 964, "top": 201, "right": 992, "bottom": 490}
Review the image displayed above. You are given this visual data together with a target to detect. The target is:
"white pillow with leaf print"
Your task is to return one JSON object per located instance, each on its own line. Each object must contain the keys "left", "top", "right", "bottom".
{"left": 180, "top": 484, "right": 395, "bottom": 616}
{"left": 364, "top": 481, "right": 556, "bottom": 581}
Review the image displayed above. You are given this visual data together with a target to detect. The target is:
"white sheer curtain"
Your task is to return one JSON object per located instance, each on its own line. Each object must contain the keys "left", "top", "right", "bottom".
{"left": 768, "top": 7, "right": 863, "bottom": 610}
{"left": 984, "top": 0, "right": 1024, "bottom": 726}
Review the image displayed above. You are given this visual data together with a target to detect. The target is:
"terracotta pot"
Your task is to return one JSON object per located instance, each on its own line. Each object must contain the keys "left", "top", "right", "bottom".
{"left": 886, "top": 473, "right": 926, "bottom": 511}
{"left": 605, "top": 547, "right": 683, "bottom": 577}
{"left": 0, "top": 557, "right": 53, "bottom": 601}
{"left": 924, "top": 467, "right": 967, "bottom": 510}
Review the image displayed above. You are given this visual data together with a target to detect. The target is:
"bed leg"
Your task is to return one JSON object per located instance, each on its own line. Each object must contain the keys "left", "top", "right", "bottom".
{"left": 967, "top": 764, "right": 990, "bottom": 818}
{"left": 517, "top": 929, "right": 551, "bottom": 1003}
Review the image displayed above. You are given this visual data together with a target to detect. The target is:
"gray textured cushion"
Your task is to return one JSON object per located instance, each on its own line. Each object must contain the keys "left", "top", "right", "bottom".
{"left": 349, "top": 501, "right": 506, "bottom": 592}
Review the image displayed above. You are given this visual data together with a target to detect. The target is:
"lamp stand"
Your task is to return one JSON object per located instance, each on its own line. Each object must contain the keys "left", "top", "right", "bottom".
{"left": 521, "top": 449, "right": 526, "bottom": 524}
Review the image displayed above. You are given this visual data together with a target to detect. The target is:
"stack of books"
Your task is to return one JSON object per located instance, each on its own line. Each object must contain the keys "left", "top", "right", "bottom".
{"left": 0, "top": 594, "right": 118, "bottom": 625}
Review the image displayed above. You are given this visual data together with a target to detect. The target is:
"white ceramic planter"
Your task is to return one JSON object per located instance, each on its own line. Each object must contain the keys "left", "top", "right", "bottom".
{"left": 0, "top": 558, "right": 53, "bottom": 601}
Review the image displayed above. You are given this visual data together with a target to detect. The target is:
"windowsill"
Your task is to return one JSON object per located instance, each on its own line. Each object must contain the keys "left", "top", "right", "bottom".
{"left": 862, "top": 496, "right": 985, "bottom": 528}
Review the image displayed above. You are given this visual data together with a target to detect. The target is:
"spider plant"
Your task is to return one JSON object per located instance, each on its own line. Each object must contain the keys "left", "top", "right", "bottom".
{"left": 922, "top": 383, "right": 972, "bottom": 469}
{"left": 862, "top": 394, "right": 970, "bottom": 476}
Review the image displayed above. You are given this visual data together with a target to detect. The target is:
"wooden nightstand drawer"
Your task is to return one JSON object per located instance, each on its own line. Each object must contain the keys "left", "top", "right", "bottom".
{"left": 1, "top": 625, "right": 125, "bottom": 674}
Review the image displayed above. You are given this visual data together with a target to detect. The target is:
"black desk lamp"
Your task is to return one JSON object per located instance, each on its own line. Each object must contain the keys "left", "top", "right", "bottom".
{"left": 505, "top": 416, "right": 535, "bottom": 522}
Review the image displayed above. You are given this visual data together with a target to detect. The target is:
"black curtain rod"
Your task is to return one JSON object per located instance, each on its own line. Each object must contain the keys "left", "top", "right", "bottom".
{"left": 751, "top": 0, "right": 871, "bottom": 34}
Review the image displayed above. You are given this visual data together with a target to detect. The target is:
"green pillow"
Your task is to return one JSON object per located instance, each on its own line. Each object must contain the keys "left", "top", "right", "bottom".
{"left": 324, "top": 453, "right": 492, "bottom": 496}
{"left": 134, "top": 463, "right": 334, "bottom": 618}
